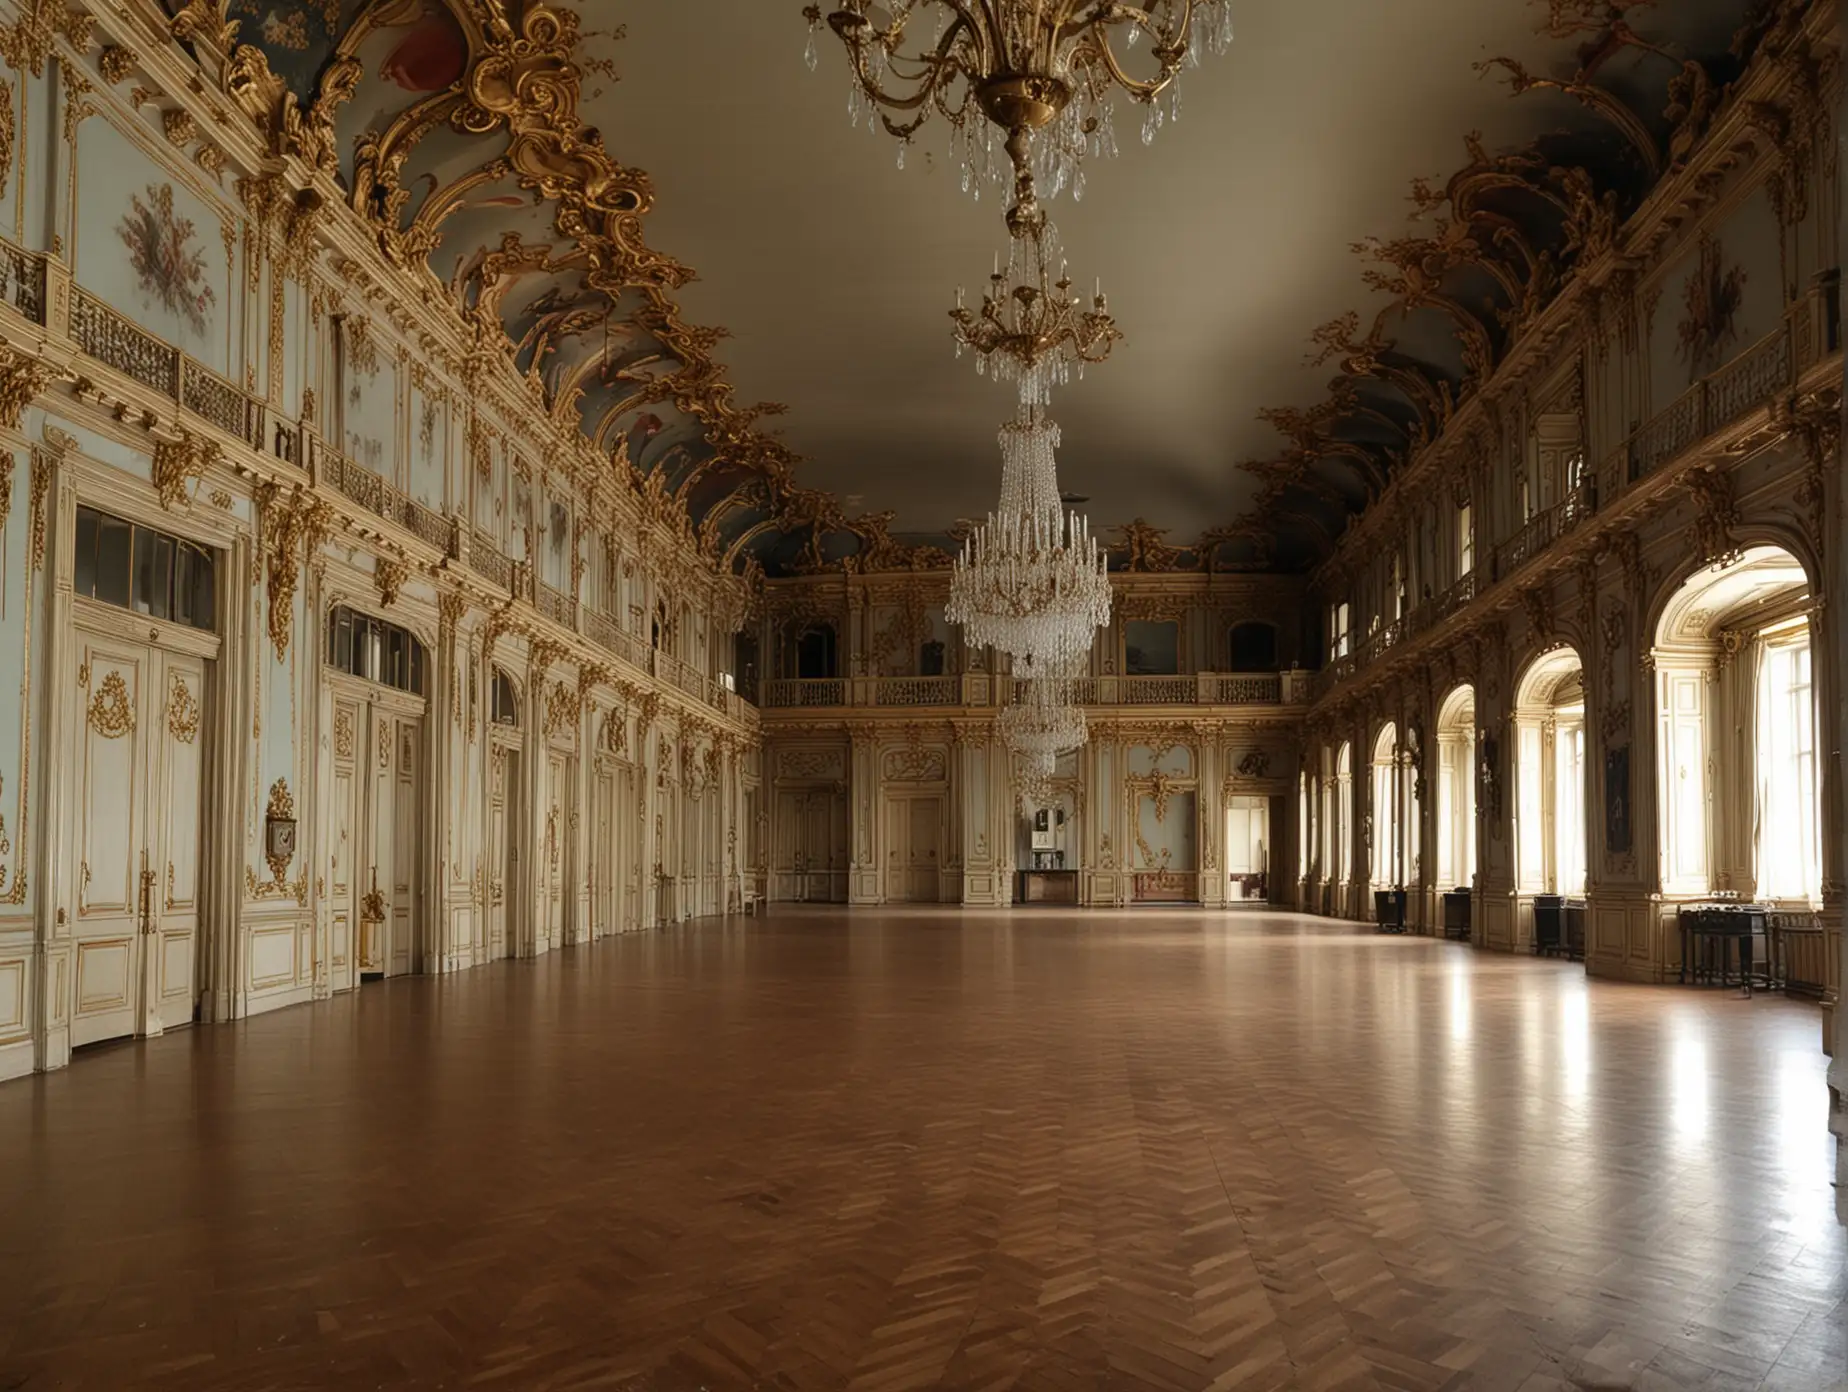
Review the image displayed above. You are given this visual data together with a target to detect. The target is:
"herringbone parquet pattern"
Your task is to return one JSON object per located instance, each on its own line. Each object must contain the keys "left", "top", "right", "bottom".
{"left": 0, "top": 909, "right": 1841, "bottom": 1391}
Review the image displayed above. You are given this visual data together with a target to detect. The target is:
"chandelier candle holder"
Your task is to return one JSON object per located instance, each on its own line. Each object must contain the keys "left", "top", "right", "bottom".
{"left": 952, "top": 203, "right": 1120, "bottom": 404}
{"left": 803, "top": 1, "right": 1235, "bottom": 203}
{"left": 946, "top": 404, "right": 1111, "bottom": 678}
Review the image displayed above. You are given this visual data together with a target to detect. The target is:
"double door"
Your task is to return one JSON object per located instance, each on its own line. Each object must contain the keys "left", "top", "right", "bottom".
{"left": 328, "top": 690, "right": 422, "bottom": 986}
{"left": 69, "top": 626, "right": 210, "bottom": 1045}
{"left": 774, "top": 788, "right": 847, "bottom": 902}
{"left": 886, "top": 796, "right": 942, "bottom": 903}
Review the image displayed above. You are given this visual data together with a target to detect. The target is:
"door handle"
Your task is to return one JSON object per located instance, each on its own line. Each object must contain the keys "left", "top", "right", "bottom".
{"left": 138, "top": 859, "right": 157, "bottom": 936}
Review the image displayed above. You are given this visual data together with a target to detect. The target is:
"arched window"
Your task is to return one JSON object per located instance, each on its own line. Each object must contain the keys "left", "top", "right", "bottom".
{"left": 1513, "top": 650, "right": 1587, "bottom": 897}
{"left": 1435, "top": 686, "right": 1477, "bottom": 890}
{"left": 796, "top": 624, "right": 838, "bottom": 680}
{"left": 1653, "top": 546, "right": 1815, "bottom": 901}
{"left": 327, "top": 606, "right": 427, "bottom": 695}
{"left": 1227, "top": 622, "right": 1277, "bottom": 672}
{"left": 490, "top": 668, "right": 520, "bottom": 727}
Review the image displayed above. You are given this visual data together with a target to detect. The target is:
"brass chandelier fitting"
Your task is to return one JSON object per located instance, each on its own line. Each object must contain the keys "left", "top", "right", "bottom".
{"left": 803, "top": 1, "right": 1235, "bottom": 202}
{"left": 951, "top": 195, "right": 1121, "bottom": 404}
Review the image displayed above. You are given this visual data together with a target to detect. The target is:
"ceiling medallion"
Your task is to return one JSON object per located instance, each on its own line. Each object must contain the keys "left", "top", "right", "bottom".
{"left": 803, "top": 1, "right": 1235, "bottom": 203}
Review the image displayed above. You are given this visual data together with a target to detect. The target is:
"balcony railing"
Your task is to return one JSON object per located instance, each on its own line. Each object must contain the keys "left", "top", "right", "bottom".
{"left": 536, "top": 581, "right": 577, "bottom": 630}
{"left": 1492, "top": 484, "right": 1593, "bottom": 581}
{"left": 873, "top": 676, "right": 960, "bottom": 706}
{"left": 763, "top": 678, "right": 848, "bottom": 708}
{"left": 469, "top": 530, "right": 513, "bottom": 590}
{"left": 317, "top": 447, "right": 457, "bottom": 557}
{"left": 0, "top": 240, "right": 45, "bottom": 323}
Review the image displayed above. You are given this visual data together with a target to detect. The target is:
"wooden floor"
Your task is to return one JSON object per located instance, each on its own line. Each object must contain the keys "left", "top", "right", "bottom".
{"left": 0, "top": 909, "right": 1842, "bottom": 1392}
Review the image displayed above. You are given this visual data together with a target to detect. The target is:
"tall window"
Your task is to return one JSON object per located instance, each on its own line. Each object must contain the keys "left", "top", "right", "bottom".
{"left": 1390, "top": 553, "right": 1406, "bottom": 622}
{"left": 1555, "top": 720, "right": 1586, "bottom": 895}
{"left": 1456, "top": 503, "right": 1474, "bottom": 579}
{"left": 1330, "top": 602, "right": 1351, "bottom": 660}
{"left": 795, "top": 624, "right": 837, "bottom": 680}
{"left": 1125, "top": 620, "right": 1180, "bottom": 675}
{"left": 1228, "top": 622, "right": 1277, "bottom": 672}
{"left": 1758, "top": 637, "right": 1821, "bottom": 900}
{"left": 1297, "top": 772, "right": 1310, "bottom": 882}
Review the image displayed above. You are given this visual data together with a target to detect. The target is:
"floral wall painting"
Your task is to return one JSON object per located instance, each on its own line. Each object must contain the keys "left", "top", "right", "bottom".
{"left": 338, "top": 315, "right": 394, "bottom": 475}
{"left": 118, "top": 184, "right": 217, "bottom": 337}
{"left": 1676, "top": 234, "right": 1746, "bottom": 382}
{"left": 408, "top": 381, "right": 443, "bottom": 506}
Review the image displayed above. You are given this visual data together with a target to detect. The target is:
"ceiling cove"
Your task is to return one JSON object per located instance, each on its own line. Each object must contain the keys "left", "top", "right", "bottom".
{"left": 184, "top": 0, "right": 1803, "bottom": 576}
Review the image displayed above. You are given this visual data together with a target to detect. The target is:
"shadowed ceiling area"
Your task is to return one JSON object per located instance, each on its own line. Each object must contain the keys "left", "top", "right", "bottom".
{"left": 197, "top": 0, "right": 1783, "bottom": 575}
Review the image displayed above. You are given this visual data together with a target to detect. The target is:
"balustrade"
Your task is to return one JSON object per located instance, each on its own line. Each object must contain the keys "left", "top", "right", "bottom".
{"left": 0, "top": 240, "right": 45, "bottom": 323}
{"left": 537, "top": 581, "right": 577, "bottom": 630}
{"left": 469, "top": 530, "right": 513, "bottom": 590}
{"left": 873, "top": 676, "right": 960, "bottom": 706}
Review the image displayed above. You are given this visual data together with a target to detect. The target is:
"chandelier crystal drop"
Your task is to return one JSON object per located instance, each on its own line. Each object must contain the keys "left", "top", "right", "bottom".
{"left": 945, "top": 405, "right": 1112, "bottom": 679}
{"left": 952, "top": 202, "right": 1120, "bottom": 405}
{"left": 803, "top": 1, "right": 1235, "bottom": 204}
{"left": 999, "top": 677, "right": 1089, "bottom": 781}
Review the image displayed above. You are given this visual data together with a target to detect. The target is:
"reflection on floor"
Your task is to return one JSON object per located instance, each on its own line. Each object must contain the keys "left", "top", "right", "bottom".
{"left": 0, "top": 908, "right": 1841, "bottom": 1391}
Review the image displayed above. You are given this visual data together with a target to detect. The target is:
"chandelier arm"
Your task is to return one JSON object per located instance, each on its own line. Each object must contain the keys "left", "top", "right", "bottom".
{"left": 837, "top": 8, "right": 976, "bottom": 119}
{"left": 1083, "top": 15, "right": 1187, "bottom": 102}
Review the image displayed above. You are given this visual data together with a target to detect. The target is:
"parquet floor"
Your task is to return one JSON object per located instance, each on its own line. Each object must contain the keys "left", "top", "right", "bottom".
{"left": 0, "top": 908, "right": 1842, "bottom": 1392}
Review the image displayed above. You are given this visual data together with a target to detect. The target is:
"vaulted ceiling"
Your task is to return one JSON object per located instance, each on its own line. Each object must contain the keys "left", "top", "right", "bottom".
{"left": 196, "top": 0, "right": 1788, "bottom": 576}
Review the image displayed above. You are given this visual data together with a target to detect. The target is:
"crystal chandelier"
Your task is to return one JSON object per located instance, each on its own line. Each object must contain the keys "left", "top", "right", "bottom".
{"left": 999, "top": 676, "right": 1089, "bottom": 781}
{"left": 802, "top": 1, "right": 1236, "bottom": 202}
{"left": 952, "top": 202, "right": 1119, "bottom": 405}
{"left": 946, "top": 405, "right": 1111, "bottom": 678}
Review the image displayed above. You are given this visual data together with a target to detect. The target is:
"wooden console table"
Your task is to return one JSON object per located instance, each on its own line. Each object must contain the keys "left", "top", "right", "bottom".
{"left": 1017, "top": 869, "right": 1078, "bottom": 905}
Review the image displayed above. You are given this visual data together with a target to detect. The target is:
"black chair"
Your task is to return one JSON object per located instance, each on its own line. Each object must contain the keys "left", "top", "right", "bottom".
{"left": 1442, "top": 889, "right": 1471, "bottom": 941}
{"left": 1533, "top": 894, "right": 1564, "bottom": 956}
{"left": 1374, "top": 887, "right": 1407, "bottom": 933}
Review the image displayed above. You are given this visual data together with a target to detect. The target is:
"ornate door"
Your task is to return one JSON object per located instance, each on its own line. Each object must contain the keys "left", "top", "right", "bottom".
{"left": 70, "top": 637, "right": 208, "bottom": 1045}
{"left": 71, "top": 639, "right": 151, "bottom": 1046}
{"left": 907, "top": 797, "right": 941, "bottom": 902}
{"left": 486, "top": 742, "right": 515, "bottom": 959}
{"left": 592, "top": 766, "right": 616, "bottom": 939}
{"left": 388, "top": 716, "right": 418, "bottom": 976}
{"left": 544, "top": 751, "right": 569, "bottom": 949}
{"left": 151, "top": 656, "right": 206, "bottom": 1030}
{"left": 359, "top": 712, "right": 393, "bottom": 976}
{"left": 328, "top": 700, "right": 360, "bottom": 992}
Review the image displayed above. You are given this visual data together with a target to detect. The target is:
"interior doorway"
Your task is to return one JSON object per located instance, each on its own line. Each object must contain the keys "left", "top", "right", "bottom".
{"left": 885, "top": 795, "right": 942, "bottom": 903}
{"left": 68, "top": 629, "right": 214, "bottom": 1044}
{"left": 66, "top": 506, "right": 219, "bottom": 1046}
{"left": 324, "top": 606, "right": 427, "bottom": 987}
{"left": 1224, "top": 796, "right": 1269, "bottom": 902}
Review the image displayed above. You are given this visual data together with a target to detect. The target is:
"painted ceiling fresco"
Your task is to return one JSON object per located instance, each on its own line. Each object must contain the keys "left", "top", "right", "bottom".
{"left": 177, "top": 0, "right": 1816, "bottom": 576}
